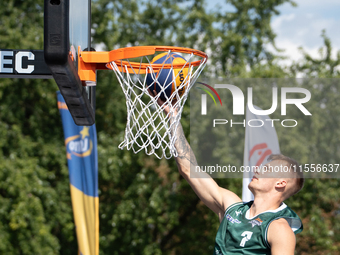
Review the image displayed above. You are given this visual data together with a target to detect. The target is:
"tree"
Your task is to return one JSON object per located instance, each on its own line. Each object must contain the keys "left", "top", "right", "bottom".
{"left": 290, "top": 30, "right": 340, "bottom": 78}
{"left": 0, "top": 1, "right": 77, "bottom": 254}
{"left": 1, "top": 0, "right": 339, "bottom": 254}
{"left": 287, "top": 31, "right": 340, "bottom": 254}
{"left": 91, "top": 0, "right": 296, "bottom": 76}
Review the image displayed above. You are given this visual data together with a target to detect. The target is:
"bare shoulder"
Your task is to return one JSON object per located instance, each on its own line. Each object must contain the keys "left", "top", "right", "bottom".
{"left": 267, "top": 218, "right": 296, "bottom": 255}
{"left": 218, "top": 186, "right": 242, "bottom": 218}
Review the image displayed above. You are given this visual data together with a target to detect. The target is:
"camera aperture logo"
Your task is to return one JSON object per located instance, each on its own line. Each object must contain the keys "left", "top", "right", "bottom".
{"left": 196, "top": 82, "right": 222, "bottom": 115}
{"left": 197, "top": 83, "right": 312, "bottom": 128}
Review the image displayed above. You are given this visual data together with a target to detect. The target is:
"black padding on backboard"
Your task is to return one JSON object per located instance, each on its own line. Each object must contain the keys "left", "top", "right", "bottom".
{"left": 44, "top": 0, "right": 95, "bottom": 126}
{"left": 44, "top": 0, "right": 69, "bottom": 65}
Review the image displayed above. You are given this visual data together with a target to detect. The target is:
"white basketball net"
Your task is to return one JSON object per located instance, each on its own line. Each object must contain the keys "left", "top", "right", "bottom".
{"left": 108, "top": 50, "right": 207, "bottom": 159}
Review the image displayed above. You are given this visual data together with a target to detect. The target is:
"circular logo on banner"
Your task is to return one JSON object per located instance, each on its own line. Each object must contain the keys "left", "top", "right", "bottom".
{"left": 65, "top": 127, "right": 93, "bottom": 159}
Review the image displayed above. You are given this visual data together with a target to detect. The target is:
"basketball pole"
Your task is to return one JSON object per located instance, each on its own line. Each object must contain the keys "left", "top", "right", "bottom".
{"left": 87, "top": 0, "right": 96, "bottom": 112}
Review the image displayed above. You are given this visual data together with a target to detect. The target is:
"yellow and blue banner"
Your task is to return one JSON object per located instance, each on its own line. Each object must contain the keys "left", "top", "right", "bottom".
{"left": 57, "top": 91, "right": 99, "bottom": 255}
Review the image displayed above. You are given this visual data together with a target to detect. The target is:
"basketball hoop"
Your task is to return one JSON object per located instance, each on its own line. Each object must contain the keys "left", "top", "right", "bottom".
{"left": 79, "top": 46, "right": 208, "bottom": 159}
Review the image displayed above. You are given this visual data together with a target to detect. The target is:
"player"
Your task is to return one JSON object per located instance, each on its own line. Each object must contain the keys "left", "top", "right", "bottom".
{"left": 157, "top": 98, "right": 304, "bottom": 255}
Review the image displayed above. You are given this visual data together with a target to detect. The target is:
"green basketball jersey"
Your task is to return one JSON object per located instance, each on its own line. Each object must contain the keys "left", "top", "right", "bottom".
{"left": 214, "top": 201, "right": 303, "bottom": 255}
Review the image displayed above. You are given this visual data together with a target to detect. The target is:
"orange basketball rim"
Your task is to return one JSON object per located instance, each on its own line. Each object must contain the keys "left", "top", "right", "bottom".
{"left": 78, "top": 46, "right": 208, "bottom": 82}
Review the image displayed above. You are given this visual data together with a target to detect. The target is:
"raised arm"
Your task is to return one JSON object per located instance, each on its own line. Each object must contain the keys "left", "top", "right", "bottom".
{"left": 171, "top": 108, "right": 241, "bottom": 220}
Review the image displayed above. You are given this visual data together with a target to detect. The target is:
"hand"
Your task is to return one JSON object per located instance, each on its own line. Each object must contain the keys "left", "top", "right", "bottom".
{"left": 149, "top": 89, "right": 178, "bottom": 117}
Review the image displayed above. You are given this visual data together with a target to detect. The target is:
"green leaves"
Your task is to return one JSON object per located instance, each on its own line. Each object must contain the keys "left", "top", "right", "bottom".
{"left": 0, "top": 151, "right": 62, "bottom": 254}
{"left": 1, "top": 0, "right": 340, "bottom": 254}
{"left": 291, "top": 30, "right": 340, "bottom": 78}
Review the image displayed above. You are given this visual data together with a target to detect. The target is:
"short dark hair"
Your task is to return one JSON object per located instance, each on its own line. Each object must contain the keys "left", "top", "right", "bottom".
{"left": 267, "top": 154, "right": 304, "bottom": 196}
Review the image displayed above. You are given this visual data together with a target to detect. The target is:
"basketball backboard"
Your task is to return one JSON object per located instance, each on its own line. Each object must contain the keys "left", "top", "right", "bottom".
{"left": 69, "top": 0, "right": 96, "bottom": 111}
{"left": 44, "top": 0, "right": 95, "bottom": 126}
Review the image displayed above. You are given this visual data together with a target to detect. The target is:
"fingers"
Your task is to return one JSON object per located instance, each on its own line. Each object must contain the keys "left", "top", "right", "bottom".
{"left": 148, "top": 88, "right": 165, "bottom": 107}
{"left": 153, "top": 90, "right": 165, "bottom": 105}
{"left": 148, "top": 89, "right": 178, "bottom": 116}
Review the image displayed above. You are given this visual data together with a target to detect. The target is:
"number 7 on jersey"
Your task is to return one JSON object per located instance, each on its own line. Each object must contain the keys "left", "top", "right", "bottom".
{"left": 240, "top": 231, "right": 253, "bottom": 247}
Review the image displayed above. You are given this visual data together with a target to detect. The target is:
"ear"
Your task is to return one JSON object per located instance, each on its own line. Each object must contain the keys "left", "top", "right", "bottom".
{"left": 275, "top": 179, "right": 287, "bottom": 188}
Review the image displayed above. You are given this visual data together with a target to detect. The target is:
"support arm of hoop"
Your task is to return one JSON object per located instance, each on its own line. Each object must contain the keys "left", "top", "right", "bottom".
{"left": 77, "top": 52, "right": 111, "bottom": 82}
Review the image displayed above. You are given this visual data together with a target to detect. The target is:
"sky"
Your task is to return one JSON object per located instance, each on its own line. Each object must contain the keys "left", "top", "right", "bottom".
{"left": 209, "top": 0, "right": 340, "bottom": 66}
{"left": 270, "top": 0, "right": 340, "bottom": 65}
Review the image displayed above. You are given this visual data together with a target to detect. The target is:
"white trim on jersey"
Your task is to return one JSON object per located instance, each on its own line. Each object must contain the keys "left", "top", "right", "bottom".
{"left": 282, "top": 217, "right": 302, "bottom": 232}
{"left": 245, "top": 202, "right": 287, "bottom": 220}
{"left": 224, "top": 202, "right": 244, "bottom": 217}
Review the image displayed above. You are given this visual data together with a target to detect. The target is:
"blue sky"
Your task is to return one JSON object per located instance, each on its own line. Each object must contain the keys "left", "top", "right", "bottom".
{"left": 271, "top": 0, "right": 340, "bottom": 65}
{"left": 208, "top": 0, "right": 340, "bottom": 66}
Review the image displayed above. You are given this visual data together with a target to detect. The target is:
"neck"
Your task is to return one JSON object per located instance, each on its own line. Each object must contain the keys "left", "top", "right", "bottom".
{"left": 248, "top": 193, "right": 283, "bottom": 218}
